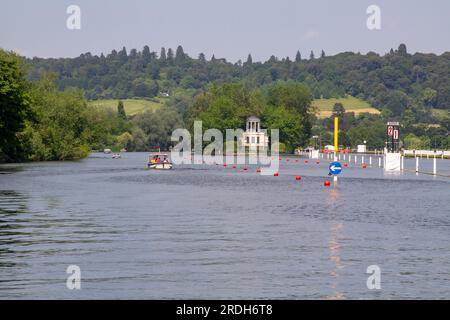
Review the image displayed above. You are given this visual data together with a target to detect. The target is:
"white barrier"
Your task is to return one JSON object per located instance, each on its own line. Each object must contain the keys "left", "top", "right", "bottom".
{"left": 433, "top": 157, "right": 437, "bottom": 175}
{"left": 404, "top": 150, "right": 450, "bottom": 157}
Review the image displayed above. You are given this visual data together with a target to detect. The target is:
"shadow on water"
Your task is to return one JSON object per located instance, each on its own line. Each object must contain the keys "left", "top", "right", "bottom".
{"left": 0, "top": 166, "right": 23, "bottom": 175}
{"left": 0, "top": 190, "right": 30, "bottom": 268}
{"left": 0, "top": 190, "right": 28, "bottom": 215}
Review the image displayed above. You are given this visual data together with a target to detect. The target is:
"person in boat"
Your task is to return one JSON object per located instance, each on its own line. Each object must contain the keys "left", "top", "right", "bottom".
{"left": 149, "top": 154, "right": 161, "bottom": 165}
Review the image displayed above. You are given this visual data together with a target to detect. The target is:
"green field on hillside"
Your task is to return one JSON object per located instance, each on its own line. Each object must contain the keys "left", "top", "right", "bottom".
{"left": 88, "top": 98, "right": 164, "bottom": 115}
{"left": 88, "top": 96, "right": 380, "bottom": 119}
{"left": 312, "top": 96, "right": 380, "bottom": 118}
{"left": 431, "top": 108, "right": 449, "bottom": 121}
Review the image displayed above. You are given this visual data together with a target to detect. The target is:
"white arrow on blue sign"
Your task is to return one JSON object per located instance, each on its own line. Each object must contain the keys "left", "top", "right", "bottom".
{"left": 329, "top": 162, "right": 343, "bottom": 175}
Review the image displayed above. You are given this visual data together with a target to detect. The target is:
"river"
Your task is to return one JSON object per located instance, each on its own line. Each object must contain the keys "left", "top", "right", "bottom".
{"left": 0, "top": 153, "right": 449, "bottom": 299}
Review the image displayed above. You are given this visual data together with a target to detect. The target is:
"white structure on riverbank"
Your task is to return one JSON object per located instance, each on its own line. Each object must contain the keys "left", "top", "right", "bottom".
{"left": 384, "top": 121, "right": 401, "bottom": 172}
{"left": 241, "top": 116, "right": 269, "bottom": 153}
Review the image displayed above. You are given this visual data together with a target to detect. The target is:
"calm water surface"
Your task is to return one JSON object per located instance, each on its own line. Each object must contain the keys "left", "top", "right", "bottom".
{"left": 0, "top": 153, "right": 449, "bottom": 299}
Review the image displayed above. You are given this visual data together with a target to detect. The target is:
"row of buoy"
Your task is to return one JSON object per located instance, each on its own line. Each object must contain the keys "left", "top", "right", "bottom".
{"left": 186, "top": 156, "right": 369, "bottom": 188}
{"left": 218, "top": 161, "right": 366, "bottom": 169}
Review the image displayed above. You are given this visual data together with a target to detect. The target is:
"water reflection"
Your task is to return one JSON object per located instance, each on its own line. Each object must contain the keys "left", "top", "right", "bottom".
{"left": 0, "top": 190, "right": 30, "bottom": 268}
{"left": 326, "top": 188, "right": 347, "bottom": 300}
{"left": 0, "top": 190, "right": 28, "bottom": 215}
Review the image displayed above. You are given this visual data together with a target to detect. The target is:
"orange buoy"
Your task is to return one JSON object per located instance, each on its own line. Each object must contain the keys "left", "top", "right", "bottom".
{"left": 344, "top": 163, "right": 348, "bottom": 167}
{"left": 223, "top": 164, "right": 227, "bottom": 167}
{"left": 279, "top": 157, "right": 282, "bottom": 161}
{"left": 256, "top": 168, "right": 261, "bottom": 173}
{"left": 362, "top": 164, "right": 367, "bottom": 169}
{"left": 274, "top": 172, "right": 279, "bottom": 177}
{"left": 324, "top": 180, "right": 331, "bottom": 187}
{"left": 243, "top": 166, "right": 248, "bottom": 171}
{"left": 286, "top": 158, "right": 289, "bottom": 161}
{"left": 232, "top": 165, "right": 237, "bottom": 169}
{"left": 316, "top": 160, "right": 320, "bottom": 164}
{"left": 305, "top": 160, "right": 308, "bottom": 164}
{"left": 295, "top": 176, "right": 302, "bottom": 181}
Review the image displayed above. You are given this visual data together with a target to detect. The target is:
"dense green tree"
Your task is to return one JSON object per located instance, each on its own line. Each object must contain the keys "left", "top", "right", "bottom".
{"left": 295, "top": 50, "right": 301, "bottom": 62}
{"left": 188, "top": 82, "right": 313, "bottom": 149}
{"left": 420, "top": 88, "right": 438, "bottom": 107}
{"left": 20, "top": 74, "right": 90, "bottom": 160}
{"left": 129, "top": 49, "right": 138, "bottom": 58}
{"left": 245, "top": 54, "right": 252, "bottom": 65}
{"left": 397, "top": 43, "right": 408, "bottom": 56}
{"left": 175, "top": 45, "right": 185, "bottom": 64}
{"left": 403, "top": 133, "right": 430, "bottom": 149}
{"left": 332, "top": 102, "right": 345, "bottom": 118}
{"left": 264, "top": 105, "right": 306, "bottom": 151}
{"left": 116, "top": 132, "right": 133, "bottom": 150}
{"left": 117, "top": 100, "right": 127, "bottom": 119}
{"left": 142, "top": 45, "right": 151, "bottom": 63}
{"left": 133, "top": 107, "right": 183, "bottom": 150}
{"left": 159, "top": 47, "right": 167, "bottom": 61}
{"left": 0, "top": 50, "right": 31, "bottom": 162}
{"left": 118, "top": 46, "right": 128, "bottom": 63}
{"left": 167, "top": 48, "right": 174, "bottom": 64}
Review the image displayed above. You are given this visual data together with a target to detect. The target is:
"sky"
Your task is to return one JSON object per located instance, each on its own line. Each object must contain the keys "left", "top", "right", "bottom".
{"left": 0, "top": 0, "right": 449, "bottom": 62}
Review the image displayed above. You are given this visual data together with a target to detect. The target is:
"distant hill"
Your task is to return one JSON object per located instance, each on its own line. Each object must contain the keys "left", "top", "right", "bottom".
{"left": 27, "top": 43, "right": 450, "bottom": 127}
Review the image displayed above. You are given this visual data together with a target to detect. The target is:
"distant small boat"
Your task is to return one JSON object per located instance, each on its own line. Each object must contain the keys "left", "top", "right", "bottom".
{"left": 112, "top": 153, "right": 121, "bottom": 159}
{"left": 147, "top": 153, "right": 172, "bottom": 170}
{"left": 104, "top": 148, "right": 112, "bottom": 154}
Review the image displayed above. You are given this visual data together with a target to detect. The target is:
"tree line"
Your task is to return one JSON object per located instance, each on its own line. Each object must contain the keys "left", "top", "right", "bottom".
{"left": 3, "top": 43, "right": 450, "bottom": 163}
{"left": 0, "top": 49, "right": 183, "bottom": 162}
{"left": 27, "top": 43, "right": 450, "bottom": 150}
{"left": 28, "top": 43, "right": 450, "bottom": 115}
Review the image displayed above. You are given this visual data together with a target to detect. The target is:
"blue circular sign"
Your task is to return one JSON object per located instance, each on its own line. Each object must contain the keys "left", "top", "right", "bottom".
{"left": 329, "top": 162, "right": 343, "bottom": 175}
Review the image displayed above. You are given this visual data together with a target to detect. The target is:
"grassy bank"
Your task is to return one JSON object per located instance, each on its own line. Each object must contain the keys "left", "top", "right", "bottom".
{"left": 312, "top": 95, "right": 380, "bottom": 118}
{"left": 88, "top": 98, "right": 165, "bottom": 115}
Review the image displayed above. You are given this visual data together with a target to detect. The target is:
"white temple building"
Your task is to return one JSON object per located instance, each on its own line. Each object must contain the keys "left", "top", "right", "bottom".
{"left": 241, "top": 116, "right": 269, "bottom": 153}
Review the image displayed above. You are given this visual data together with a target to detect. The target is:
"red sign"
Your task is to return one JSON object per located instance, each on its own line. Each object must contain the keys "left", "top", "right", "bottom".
{"left": 393, "top": 129, "right": 398, "bottom": 140}
{"left": 387, "top": 126, "right": 393, "bottom": 136}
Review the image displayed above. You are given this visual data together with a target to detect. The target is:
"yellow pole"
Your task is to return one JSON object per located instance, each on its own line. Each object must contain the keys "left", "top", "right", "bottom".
{"left": 334, "top": 116, "right": 338, "bottom": 161}
{"left": 334, "top": 116, "right": 338, "bottom": 186}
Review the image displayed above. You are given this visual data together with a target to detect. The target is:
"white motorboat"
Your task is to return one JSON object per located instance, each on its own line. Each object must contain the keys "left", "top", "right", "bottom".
{"left": 147, "top": 153, "right": 173, "bottom": 170}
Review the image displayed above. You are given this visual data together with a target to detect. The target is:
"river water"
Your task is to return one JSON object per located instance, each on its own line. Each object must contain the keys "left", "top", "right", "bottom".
{"left": 0, "top": 153, "right": 449, "bottom": 299}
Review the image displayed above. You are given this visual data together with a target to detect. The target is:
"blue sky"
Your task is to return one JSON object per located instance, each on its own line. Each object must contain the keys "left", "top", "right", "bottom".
{"left": 1, "top": 0, "right": 449, "bottom": 61}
